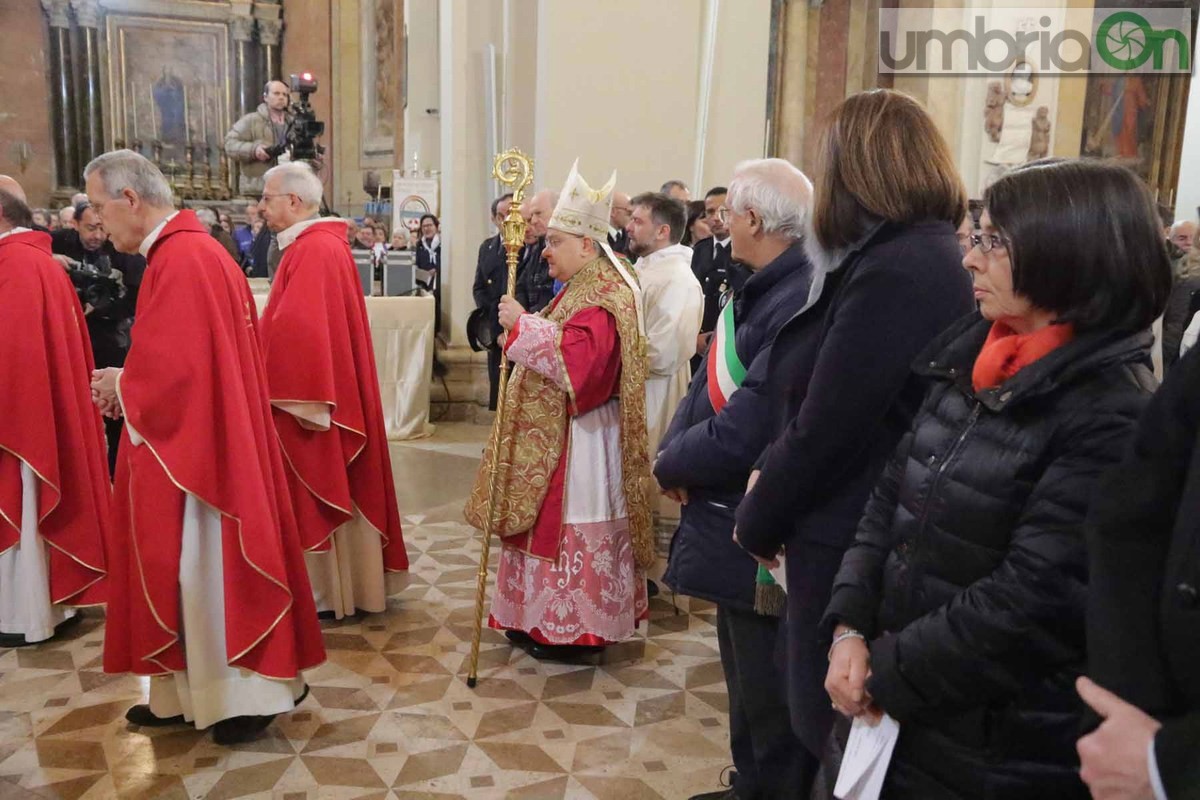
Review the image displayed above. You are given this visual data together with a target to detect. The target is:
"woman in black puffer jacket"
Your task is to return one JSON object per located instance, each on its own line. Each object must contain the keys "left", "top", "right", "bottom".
{"left": 821, "top": 159, "right": 1171, "bottom": 799}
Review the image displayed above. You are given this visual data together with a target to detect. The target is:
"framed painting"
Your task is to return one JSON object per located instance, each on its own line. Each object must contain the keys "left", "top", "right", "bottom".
{"left": 361, "top": 0, "right": 398, "bottom": 162}
{"left": 104, "top": 14, "right": 231, "bottom": 164}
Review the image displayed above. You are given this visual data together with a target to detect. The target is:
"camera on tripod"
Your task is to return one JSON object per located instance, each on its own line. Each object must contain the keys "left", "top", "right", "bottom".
{"left": 267, "top": 72, "right": 326, "bottom": 163}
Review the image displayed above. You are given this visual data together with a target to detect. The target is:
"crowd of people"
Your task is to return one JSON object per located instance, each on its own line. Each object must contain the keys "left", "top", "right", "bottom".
{"left": 469, "top": 89, "right": 1199, "bottom": 800}
{"left": 2, "top": 83, "right": 1199, "bottom": 800}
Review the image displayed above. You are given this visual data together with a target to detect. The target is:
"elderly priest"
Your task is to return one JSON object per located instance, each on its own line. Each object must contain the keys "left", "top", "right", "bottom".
{"left": 85, "top": 150, "right": 325, "bottom": 745}
{"left": 465, "top": 160, "right": 654, "bottom": 660}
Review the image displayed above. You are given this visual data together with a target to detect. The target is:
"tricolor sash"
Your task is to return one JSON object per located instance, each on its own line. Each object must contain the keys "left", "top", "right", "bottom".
{"left": 706, "top": 297, "right": 746, "bottom": 413}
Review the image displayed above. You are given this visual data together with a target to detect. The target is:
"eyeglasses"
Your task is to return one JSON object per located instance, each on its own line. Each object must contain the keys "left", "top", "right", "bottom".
{"left": 969, "top": 232, "right": 1008, "bottom": 254}
{"left": 544, "top": 233, "right": 582, "bottom": 250}
{"left": 259, "top": 193, "right": 296, "bottom": 204}
{"left": 716, "top": 206, "right": 730, "bottom": 225}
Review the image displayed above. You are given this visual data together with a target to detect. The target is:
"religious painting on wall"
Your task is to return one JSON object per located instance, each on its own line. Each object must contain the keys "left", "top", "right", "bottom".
{"left": 361, "top": 0, "right": 398, "bottom": 162}
{"left": 1080, "top": 72, "right": 1187, "bottom": 200}
{"left": 104, "top": 15, "right": 230, "bottom": 167}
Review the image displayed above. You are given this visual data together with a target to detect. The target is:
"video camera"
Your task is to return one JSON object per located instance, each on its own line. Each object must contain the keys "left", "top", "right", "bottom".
{"left": 265, "top": 72, "right": 326, "bottom": 163}
{"left": 63, "top": 255, "right": 126, "bottom": 316}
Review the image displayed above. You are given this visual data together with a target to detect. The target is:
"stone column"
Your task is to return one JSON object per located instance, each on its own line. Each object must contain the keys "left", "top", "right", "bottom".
{"left": 230, "top": 1, "right": 257, "bottom": 118}
{"left": 254, "top": 1, "right": 283, "bottom": 83}
{"left": 71, "top": 0, "right": 104, "bottom": 165}
{"left": 41, "top": 0, "right": 78, "bottom": 189}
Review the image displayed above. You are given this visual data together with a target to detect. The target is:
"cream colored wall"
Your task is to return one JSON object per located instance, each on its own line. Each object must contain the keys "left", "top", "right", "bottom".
{"left": 535, "top": 0, "right": 770, "bottom": 197}
{"left": 405, "top": 0, "right": 442, "bottom": 172}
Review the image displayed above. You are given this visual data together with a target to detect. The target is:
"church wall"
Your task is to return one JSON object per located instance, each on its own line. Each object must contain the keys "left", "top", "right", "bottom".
{"left": 0, "top": 0, "right": 56, "bottom": 207}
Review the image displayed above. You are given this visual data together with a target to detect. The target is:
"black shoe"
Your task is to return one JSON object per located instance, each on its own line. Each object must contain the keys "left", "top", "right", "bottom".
{"left": 647, "top": 579, "right": 660, "bottom": 598}
{"left": 212, "top": 714, "right": 275, "bottom": 745}
{"left": 528, "top": 642, "right": 604, "bottom": 662}
{"left": 505, "top": 630, "right": 534, "bottom": 647}
{"left": 0, "top": 632, "right": 29, "bottom": 649}
{"left": 687, "top": 790, "right": 738, "bottom": 800}
{"left": 125, "top": 704, "right": 188, "bottom": 727}
{"left": 316, "top": 610, "right": 338, "bottom": 620}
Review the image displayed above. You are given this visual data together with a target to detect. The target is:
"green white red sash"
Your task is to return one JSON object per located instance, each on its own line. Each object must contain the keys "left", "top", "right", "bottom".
{"left": 707, "top": 298, "right": 746, "bottom": 413}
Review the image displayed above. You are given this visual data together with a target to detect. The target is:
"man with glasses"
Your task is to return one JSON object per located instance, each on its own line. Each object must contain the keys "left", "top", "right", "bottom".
{"left": 515, "top": 189, "right": 558, "bottom": 313}
{"left": 690, "top": 186, "right": 749, "bottom": 372}
{"left": 85, "top": 150, "right": 324, "bottom": 745}
{"left": 608, "top": 190, "right": 633, "bottom": 256}
{"left": 256, "top": 162, "right": 409, "bottom": 622}
{"left": 465, "top": 160, "right": 654, "bottom": 662}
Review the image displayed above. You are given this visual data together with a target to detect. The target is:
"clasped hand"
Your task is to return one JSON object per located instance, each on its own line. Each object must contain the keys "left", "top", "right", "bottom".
{"left": 825, "top": 624, "right": 882, "bottom": 723}
{"left": 90, "top": 367, "right": 123, "bottom": 419}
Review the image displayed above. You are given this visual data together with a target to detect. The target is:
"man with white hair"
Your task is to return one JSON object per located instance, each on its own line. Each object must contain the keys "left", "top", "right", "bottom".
{"left": 465, "top": 161, "right": 654, "bottom": 661}
{"left": 256, "top": 162, "right": 408, "bottom": 620}
{"left": 515, "top": 188, "right": 559, "bottom": 313}
{"left": 57, "top": 205, "right": 75, "bottom": 230}
{"left": 656, "top": 158, "right": 815, "bottom": 800}
{"left": 84, "top": 150, "right": 324, "bottom": 745}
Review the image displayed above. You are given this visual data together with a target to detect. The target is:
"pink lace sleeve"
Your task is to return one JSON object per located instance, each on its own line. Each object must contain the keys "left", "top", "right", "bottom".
{"left": 505, "top": 314, "right": 570, "bottom": 391}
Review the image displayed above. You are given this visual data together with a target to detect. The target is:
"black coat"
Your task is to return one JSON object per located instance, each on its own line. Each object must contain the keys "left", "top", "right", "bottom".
{"left": 1086, "top": 343, "right": 1200, "bottom": 800}
{"left": 49, "top": 229, "right": 146, "bottom": 369}
{"left": 733, "top": 219, "right": 974, "bottom": 755}
{"left": 472, "top": 234, "right": 508, "bottom": 336}
{"left": 657, "top": 241, "right": 814, "bottom": 611}
{"left": 691, "top": 238, "right": 748, "bottom": 335}
{"left": 822, "top": 314, "right": 1155, "bottom": 798}
{"left": 516, "top": 238, "right": 555, "bottom": 313}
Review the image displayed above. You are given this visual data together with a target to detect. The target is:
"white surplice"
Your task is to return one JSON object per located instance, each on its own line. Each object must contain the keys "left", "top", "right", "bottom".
{"left": 634, "top": 244, "right": 703, "bottom": 457}
{"left": 127, "top": 214, "right": 303, "bottom": 729}
{"left": 0, "top": 463, "right": 75, "bottom": 642}
{"left": 273, "top": 395, "right": 389, "bottom": 621}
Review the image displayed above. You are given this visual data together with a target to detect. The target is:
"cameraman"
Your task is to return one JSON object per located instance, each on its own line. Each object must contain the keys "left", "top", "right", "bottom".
{"left": 50, "top": 201, "right": 146, "bottom": 475}
{"left": 224, "top": 80, "right": 293, "bottom": 195}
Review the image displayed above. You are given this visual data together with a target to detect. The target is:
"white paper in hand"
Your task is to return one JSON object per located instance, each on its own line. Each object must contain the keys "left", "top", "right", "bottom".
{"left": 768, "top": 555, "right": 787, "bottom": 592}
{"left": 833, "top": 713, "right": 900, "bottom": 800}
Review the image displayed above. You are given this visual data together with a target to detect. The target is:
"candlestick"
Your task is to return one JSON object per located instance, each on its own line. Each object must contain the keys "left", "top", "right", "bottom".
{"left": 131, "top": 86, "right": 139, "bottom": 141}
{"left": 200, "top": 85, "right": 208, "bottom": 147}
{"left": 183, "top": 84, "right": 191, "bottom": 145}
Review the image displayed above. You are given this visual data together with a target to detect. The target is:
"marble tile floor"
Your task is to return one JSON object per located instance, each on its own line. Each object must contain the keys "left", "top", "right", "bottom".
{"left": 0, "top": 424, "right": 733, "bottom": 800}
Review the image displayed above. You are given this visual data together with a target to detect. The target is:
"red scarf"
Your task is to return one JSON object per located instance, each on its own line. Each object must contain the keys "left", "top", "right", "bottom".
{"left": 972, "top": 320, "right": 1075, "bottom": 392}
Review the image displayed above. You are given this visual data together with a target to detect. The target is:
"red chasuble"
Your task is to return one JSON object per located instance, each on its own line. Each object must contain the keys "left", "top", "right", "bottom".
{"left": 0, "top": 231, "right": 108, "bottom": 605}
{"left": 102, "top": 211, "right": 325, "bottom": 679}
{"left": 258, "top": 220, "right": 407, "bottom": 570}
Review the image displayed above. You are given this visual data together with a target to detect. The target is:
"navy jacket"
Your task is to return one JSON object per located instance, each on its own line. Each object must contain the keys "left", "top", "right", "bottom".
{"left": 516, "top": 238, "right": 554, "bottom": 313}
{"left": 657, "top": 240, "right": 814, "bottom": 611}
{"left": 734, "top": 219, "right": 975, "bottom": 755}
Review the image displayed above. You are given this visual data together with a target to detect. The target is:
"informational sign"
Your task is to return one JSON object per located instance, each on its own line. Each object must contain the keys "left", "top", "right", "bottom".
{"left": 392, "top": 172, "right": 439, "bottom": 234}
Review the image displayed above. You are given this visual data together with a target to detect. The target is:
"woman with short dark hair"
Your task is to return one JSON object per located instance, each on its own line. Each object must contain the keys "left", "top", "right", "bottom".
{"left": 821, "top": 158, "right": 1171, "bottom": 798}
{"left": 731, "top": 88, "right": 975, "bottom": 788}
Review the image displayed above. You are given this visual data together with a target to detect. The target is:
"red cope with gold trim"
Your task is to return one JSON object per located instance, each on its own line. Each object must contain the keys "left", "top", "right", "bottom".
{"left": 0, "top": 230, "right": 109, "bottom": 606}
{"left": 102, "top": 211, "right": 325, "bottom": 678}
{"left": 257, "top": 220, "right": 407, "bottom": 570}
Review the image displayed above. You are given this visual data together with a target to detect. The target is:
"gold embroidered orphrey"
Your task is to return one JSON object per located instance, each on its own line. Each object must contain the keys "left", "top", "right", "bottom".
{"left": 464, "top": 256, "right": 654, "bottom": 570}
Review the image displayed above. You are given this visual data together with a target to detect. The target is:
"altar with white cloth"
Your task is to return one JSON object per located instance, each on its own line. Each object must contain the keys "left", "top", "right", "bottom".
{"left": 252, "top": 291, "right": 436, "bottom": 440}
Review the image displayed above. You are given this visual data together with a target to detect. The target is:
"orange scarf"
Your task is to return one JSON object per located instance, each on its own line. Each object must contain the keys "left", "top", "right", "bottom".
{"left": 972, "top": 320, "right": 1075, "bottom": 392}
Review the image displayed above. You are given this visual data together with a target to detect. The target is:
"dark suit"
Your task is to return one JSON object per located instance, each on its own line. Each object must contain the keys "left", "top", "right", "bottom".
{"left": 1087, "top": 343, "right": 1200, "bottom": 800}
{"left": 515, "top": 238, "right": 554, "bottom": 314}
{"left": 690, "top": 238, "right": 749, "bottom": 372}
{"left": 473, "top": 233, "right": 510, "bottom": 410}
{"left": 416, "top": 237, "right": 442, "bottom": 333}
{"left": 608, "top": 228, "right": 630, "bottom": 258}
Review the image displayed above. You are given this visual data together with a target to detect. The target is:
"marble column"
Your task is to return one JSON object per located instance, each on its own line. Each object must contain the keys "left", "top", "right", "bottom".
{"left": 230, "top": 2, "right": 257, "bottom": 118}
{"left": 41, "top": 0, "right": 78, "bottom": 189}
{"left": 71, "top": 0, "right": 104, "bottom": 165}
{"left": 254, "top": 1, "right": 284, "bottom": 82}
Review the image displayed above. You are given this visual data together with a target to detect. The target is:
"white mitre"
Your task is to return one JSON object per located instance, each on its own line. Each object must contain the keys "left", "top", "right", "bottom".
{"left": 549, "top": 159, "right": 645, "bottom": 335}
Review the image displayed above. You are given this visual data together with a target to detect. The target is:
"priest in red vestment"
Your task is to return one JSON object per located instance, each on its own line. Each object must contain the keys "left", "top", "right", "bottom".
{"left": 83, "top": 150, "right": 324, "bottom": 745}
{"left": 0, "top": 177, "right": 108, "bottom": 647}
{"left": 257, "top": 163, "right": 407, "bottom": 619}
{"left": 465, "top": 160, "right": 654, "bottom": 660}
